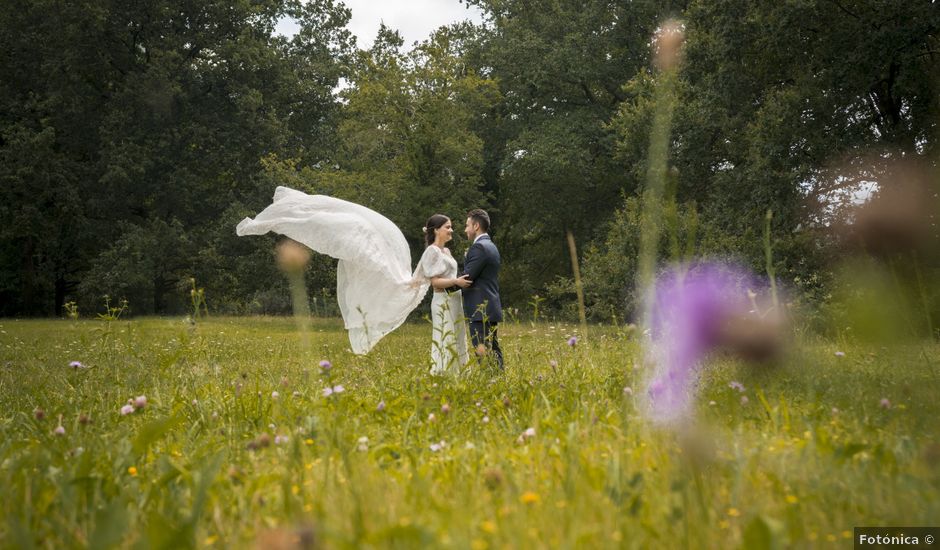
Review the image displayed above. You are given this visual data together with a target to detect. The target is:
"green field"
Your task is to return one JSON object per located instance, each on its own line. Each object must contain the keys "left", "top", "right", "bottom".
{"left": 1, "top": 317, "right": 938, "bottom": 548}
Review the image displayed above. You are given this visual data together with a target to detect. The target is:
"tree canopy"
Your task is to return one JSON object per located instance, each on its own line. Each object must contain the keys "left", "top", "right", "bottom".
{"left": 1, "top": 0, "right": 937, "bottom": 320}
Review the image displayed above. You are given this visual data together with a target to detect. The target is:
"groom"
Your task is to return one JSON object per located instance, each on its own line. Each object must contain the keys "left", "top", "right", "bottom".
{"left": 461, "top": 209, "right": 504, "bottom": 370}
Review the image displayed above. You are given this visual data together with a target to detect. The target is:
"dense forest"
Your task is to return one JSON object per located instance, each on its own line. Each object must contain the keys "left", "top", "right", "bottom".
{"left": 2, "top": 0, "right": 938, "bottom": 324}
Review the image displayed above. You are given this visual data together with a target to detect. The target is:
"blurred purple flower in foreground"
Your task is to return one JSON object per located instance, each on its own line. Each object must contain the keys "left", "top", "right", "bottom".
{"left": 645, "top": 263, "right": 780, "bottom": 423}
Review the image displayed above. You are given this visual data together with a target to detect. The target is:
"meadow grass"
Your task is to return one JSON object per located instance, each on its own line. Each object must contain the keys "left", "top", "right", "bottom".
{"left": 1, "top": 316, "right": 938, "bottom": 549}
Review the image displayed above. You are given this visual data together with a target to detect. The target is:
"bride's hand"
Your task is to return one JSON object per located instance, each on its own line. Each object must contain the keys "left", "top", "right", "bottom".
{"left": 453, "top": 275, "right": 472, "bottom": 288}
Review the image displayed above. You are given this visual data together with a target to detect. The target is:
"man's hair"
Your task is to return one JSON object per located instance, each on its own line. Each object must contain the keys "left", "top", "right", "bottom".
{"left": 467, "top": 209, "right": 490, "bottom": 232}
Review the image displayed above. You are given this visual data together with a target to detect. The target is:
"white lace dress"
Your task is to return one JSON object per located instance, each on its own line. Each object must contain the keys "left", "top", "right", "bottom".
{"left": 237, "top": 186, "right": 440, "bottom": 355}
{"left": 419, "top": 245, "right": 470, "bottom": 375}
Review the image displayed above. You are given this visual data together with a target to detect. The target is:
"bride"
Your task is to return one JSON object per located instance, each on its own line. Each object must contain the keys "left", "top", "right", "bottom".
{"left": 236, "top": 186, "right": 471, "bottom": 375}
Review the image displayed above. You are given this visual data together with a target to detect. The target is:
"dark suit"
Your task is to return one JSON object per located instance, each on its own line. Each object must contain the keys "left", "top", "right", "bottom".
{"left": 462, "top": 234, "right": 503, "bottom": 369}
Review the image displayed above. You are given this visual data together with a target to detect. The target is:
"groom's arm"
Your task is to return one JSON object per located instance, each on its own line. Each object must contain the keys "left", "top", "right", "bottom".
{"left": 462, "top": 243, "right": 487, "bottom": 282}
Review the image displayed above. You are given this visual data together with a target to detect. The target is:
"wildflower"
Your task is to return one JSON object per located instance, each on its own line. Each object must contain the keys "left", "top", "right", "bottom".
{"left": 376, "top": 400, "right": 386, "bottom": 412}
{"left": 880, "top": 398, "right": 891, "bottom": 409}
{"left": 520, "top": 492, "right": 540, "bottom": 505}
{"left": 323, "top": 384, "right": 346, "bottom": 397}
{"left": 276, "top": 239, "right": 311, "bottom": 273}
{"left": 645, "top": 263, "right": 777, "bottom": 423}
{"left": 319, "top": 360, "right": 332, "bottom": 372}
{"left": 271, "top": 391, "right": 280, "bottom": 400}
{"left": 69, "top": 361, "right": 85, "bottom": 369}
{"left": 709, "top": 401, "right": 717, "bottom": 406}
{"left": 357, "top": 436, "right": 368, "bottom": 452}
{"left": 729, "top": 381, "right": 745, "bottom": 393}
{"left": 292, "top": 391, "right": 301, "bottom": 398}
{"left": 654, "top": 19, "right": 684, "bottom": 70}
{"left": 54, "top": 425, "right": 65, "bottom": 436}
{"left": 430, "top": 441, "right": 445, "bottom": 452}
{"left": 78, "top": 414, "right": 90, "bottom": 425}
{"left": 727, "top": 508, "right": 740, "bottom": 517}
{"left": 441, "top": 403, "right": 451, "bottom": 414}
{"left": 786, "top": 495, "right": 798, "bottom": 504}
{"left": 33, "top": 408, "right": 45, "bottom": 420}
{"left": 834, "top": 351, "right": 845, "bottom": 357}
{"left": 427, "top": 413, "right": 436, "bottom": 422}
{"left": 623, "top": 386, "right": 633, "bottom": 396}
{"left": 482, "top": 416, "right": 490, "bottom": 424}
{"left": 133, "top": 395, "right": 147, "bottom": 409}
{"left": 120, "top": 404, "right": 134, "bottom": 415}
{"left": 740, "top": 396, "right": 749, "bottom": 405}
{"left": 549, "top": 360, "right": 558, "bottom": 370}
{"left": 567, "top": 336, "right": 578, "bottom": 347}
{"left": 274, "top": 435, "right": 289, "bottom": 445}
{"left": 128, "top": 466, "right": 138, "bottom": 476}
{"left": 831, "top": 407, "right": 839, "bottom": 415}
{"left": 522, "top": 427, "right": 536, "bottom": 439}
{"left": 465, "top": 442, "right": 476, "bottom": 450}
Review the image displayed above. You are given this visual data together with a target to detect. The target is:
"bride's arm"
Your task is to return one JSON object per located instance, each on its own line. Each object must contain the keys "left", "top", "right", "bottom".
{"left": 430, "top": 275, "right": 469, "bottom": 290}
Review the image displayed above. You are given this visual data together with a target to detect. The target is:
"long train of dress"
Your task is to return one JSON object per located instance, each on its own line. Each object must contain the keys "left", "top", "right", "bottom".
{"left": 236, "top": 186, "right": 431, "bottom": 354}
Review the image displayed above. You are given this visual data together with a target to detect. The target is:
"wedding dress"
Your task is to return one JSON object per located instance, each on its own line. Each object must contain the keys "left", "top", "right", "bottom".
{"left": 236, "top": 186, "right": 467, "bottom": 365}
{"left": 420, "top": 245, "right": 470, "bottom": 375}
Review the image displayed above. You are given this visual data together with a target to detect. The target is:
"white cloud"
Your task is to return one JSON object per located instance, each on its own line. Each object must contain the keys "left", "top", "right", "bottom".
{"left": 276, "top": 0, "right": 485, "bottom": 50}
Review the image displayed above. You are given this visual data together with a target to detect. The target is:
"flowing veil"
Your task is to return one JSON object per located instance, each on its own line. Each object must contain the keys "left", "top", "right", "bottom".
{"left": 236, "top": 186, "right": 431, "bottom": 354}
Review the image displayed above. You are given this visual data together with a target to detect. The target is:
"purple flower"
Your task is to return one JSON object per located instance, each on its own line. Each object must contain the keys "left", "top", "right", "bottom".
{"left": 271, "top": 391, "right": 280, "bottom": 400}
{"left": 567, "top": 336, "right": 578, "bottom": 347}
{"left": 54, "top": 425, "right": 65, "bottom": 436}
{"left": 880, "top": 398, "right": 891, "bottom": 409}
{"left": 274, "top": 435, "right": 289, "bottom": 445}
{"left": 322, "top": 385, "right": 344, "bottom": 397}
{"left": 319, "top": 360, "right": 332, "bottom": 372}
{"left": 376, "top": 400, "right": 386, "bottom": 412}
{"left": 120, "top": 404, "right": 134, "bottom": 415}
{"left": 133, "top": 395, "right": 147, "bottom": 409}
{"left": 441, "top": 403, "right": 451, "bottom": 414}
{"left": 69, "top": 361, "right": 85, "bottom": 369}
{"left": 729, "top": 381, "right": 745, "bottom": 393}
{"left": 834, "top": 351, "right": 845, "bottom": 358}
{"left": 644, "top": 263, "right": 761, "bottom": 423}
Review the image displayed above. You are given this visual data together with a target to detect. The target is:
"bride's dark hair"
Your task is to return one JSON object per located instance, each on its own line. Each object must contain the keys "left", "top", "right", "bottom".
{"left": 423, "top": 214, "right": 449, "bottom": 247}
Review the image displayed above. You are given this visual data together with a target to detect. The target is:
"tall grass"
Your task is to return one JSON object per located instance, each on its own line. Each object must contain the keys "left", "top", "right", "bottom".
{"left": 1, "top": 317, "right": 937, "bottom": 548}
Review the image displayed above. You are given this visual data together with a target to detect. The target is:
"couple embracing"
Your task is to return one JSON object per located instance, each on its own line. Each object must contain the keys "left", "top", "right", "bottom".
{"left": 418, "top": 209, "right": 503, "bottom": 375}
{"left": 236, "top": 187, "right": 503, "bottom": 375}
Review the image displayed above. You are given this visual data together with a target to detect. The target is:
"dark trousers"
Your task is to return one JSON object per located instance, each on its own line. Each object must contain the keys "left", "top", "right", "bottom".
{"left": 469, "top": 320, "right": 504, "bottom": 370}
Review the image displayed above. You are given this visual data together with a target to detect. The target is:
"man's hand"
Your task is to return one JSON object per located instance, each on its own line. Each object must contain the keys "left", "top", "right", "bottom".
{"left": 453, "top": 274, "right": 472, "bottom": 288}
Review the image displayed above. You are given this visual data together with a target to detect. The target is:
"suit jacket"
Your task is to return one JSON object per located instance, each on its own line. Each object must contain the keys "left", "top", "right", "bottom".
{"left": 461, "top": 234, "right": 502, "bottom": 323}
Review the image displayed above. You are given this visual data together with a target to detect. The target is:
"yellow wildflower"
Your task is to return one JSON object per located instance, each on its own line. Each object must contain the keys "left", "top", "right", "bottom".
{"left": 785, "top": 495, "right": 798, "bottom": 504}
{"left": 520, "top": 492, "right": 540, "bottom": 505}
{"left": 127, "top": 466, "right": 138, "bottom": 476}
{"left": 727, "top": 508, "right": 740, "bottom": 517}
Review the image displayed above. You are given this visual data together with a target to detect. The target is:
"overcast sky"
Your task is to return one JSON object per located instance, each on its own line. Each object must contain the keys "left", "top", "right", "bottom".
{"left": 276, "top": 0, "right": 485, "bottom": 50}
